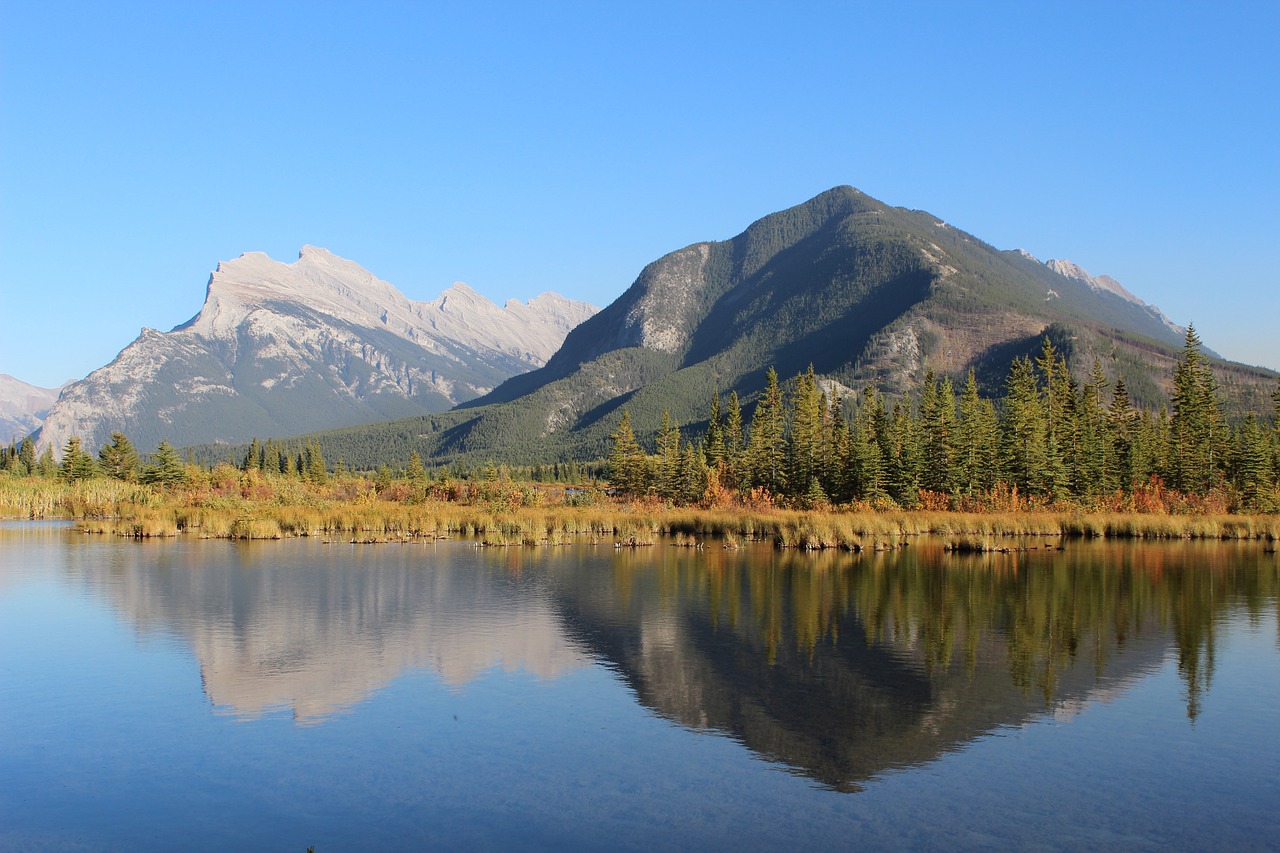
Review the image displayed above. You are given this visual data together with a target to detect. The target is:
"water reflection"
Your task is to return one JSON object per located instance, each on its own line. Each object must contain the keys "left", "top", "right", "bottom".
{"left": 19, "top": 527, "right": 1279, "bottom": 789}
{"left": 50, "top": 539, "right": 589, "bottom": 722}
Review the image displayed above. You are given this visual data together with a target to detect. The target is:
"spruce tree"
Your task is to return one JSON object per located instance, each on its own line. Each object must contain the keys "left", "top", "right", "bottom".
{"left": 607, "top": 410, "right": 648, "bottom": 496}
{"left": 98, "top": 432, "right": 139, "bottom": 481}
{"left": 885, "top": 401, "right": 920, "bottom": 507}
{"left": 1076, "top": 360, "right": 1110, "bottom": 498}
{"left": 59, "top": 437, "right": 97, "bottom": 481}
{"left": 919, "top": 371, "right": 957, "bottom": 494}
{"left": 406, "top": 451, "right": 426, "bottom": 485}
{"left": 704, "top": 392, "right": 725, "bottom": 469}
{"left": 19, "top": 438, "right": 36, "bottom": 477}
{"left": 142, "top": 441, "right": 187, "bottom": 487}
{"left": 1233, "top": 414, "right": 1273, "bottom": 510}
{"left": 1001, "top": 356, "right": 1047, "bottom": 495}
{"left": 723, "top": 391, "right": 745, "bottom": 487}
{"left": 848, "top": 386, "right": 886, "bottom": 502}
{"left": 1105, "top": 377, "right": 1136, "bottom": 493}
{"left": 1170, "top": 325, "right": 1224, "bottom": 493}
{"left": 655, "top": 411, "right": 682, "bottom": 501}
{"left": 787, "top": 366, "right": 822, "bottom": 495}
{"left": 746, "top": 368, "right": 786, "bottom": 495}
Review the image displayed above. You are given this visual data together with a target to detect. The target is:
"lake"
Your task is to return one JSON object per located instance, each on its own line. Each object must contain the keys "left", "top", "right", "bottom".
{"left": 2, "top": 521, "right": 1278, "bottom": 851}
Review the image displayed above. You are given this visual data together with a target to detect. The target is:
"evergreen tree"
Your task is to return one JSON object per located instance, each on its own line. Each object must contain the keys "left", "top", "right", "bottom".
{"left": 304, "top": 440, "right": 327, "bottom": 484}
{"left": 607, "top": 410, "right": 648, "bottom": 496}
{"left": 919, "top": 371, "right": 957, "bottom": 494}
{"left": 1075, "top": 360, "right": 1110, "bottom": 498}
{"left": 1170, "top": 325, "right": 1225, "bottom": 493}
{"left": 406, "top": 451, "right": 426, "bottom": 485}
{"left": 37, "top": 448, "right": 57, "bottom": 478}
{"left": 655, "top": 411, "right": 683, "bottom": 501}
{"left": 59, "top": 437, "right": 97, "bottom": 481}
{"left": 1001, "top": 356, "right": 1047, "bottom": 495}
{"left": 1272, "top": 379, "right": 1280, "bottom": 483}
{"left": 703, "top": 391, "right": 726, "bottom": 469}
{"left": 19, "top": 438, "right": 36, "bottom": 477}
{"left": 848, "top": 386, "right": 886, "bottom": 501}
{"left": 787, "top": 366, "right": 823, "bottom": 494}
{"left": 723, "top": 391, "right": 745, "bottom": 487}
{"left": 142, "top": 441, "right": 187, "bottom": 487}
{"left": 1232, "top": 414, "right": 1273, "bottom": 510}
{"left": 885, "top": 400, "right": 921, "bottom": 506}
{"left": 1106, "top": 377, "right": 1136, "bottom": 493}
{"left": 956, "top": 369, "right": 998, "bottom": 495}
{"left": 745, "top": 368, "right": 786, "bottom": 494}
{"left": 243, "top": 438, "right": 262, "bottom": 471}
{"left": 823, "top": 394, "right": 852, "bottom": 502}
{"left": 1035, "top": 338, "right": 1071, "bottom": 498}
{"left": 98, "top": 432, "right": 139, "bottom": 481}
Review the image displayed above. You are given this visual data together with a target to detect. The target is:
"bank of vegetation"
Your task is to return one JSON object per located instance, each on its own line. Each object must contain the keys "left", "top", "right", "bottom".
{"left": 3, "top": 328, "right": 1278, "bottom": 548}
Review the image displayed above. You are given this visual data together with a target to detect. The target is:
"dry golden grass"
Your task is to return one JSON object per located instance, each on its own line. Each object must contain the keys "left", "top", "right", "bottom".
{"left": 6, "top": 473, "right": 1277, "bottom": 546}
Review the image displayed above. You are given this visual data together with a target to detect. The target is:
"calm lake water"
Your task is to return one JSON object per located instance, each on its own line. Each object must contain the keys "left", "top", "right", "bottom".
{"left": 2, "top": 521, "right": 1278, "bottom": 851}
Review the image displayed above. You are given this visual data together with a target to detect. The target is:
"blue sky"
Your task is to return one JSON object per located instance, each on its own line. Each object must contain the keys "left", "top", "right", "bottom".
{"left": 2, "top": 0, "right": 1277, "bottom": 389}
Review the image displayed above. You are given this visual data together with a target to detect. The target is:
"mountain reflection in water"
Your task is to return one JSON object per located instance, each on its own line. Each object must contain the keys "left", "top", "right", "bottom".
{"left": 54, "top": 534, "right": 1279, "bottom": 789}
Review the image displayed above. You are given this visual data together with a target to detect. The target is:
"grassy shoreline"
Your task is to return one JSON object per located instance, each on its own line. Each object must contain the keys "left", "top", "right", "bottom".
{"left": 3, "top": 477, "right": 1277, "bottom": 549}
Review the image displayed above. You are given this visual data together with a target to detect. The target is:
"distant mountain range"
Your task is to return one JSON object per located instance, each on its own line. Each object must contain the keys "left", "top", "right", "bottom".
{"left": 0, "top": 375, "right": 61, "bottom": 445}
{"left": 296, "top": 186, "right": 1275, "bottom": 469}
{"left": 33, "top": 246, "right": 596, "bottom": 455}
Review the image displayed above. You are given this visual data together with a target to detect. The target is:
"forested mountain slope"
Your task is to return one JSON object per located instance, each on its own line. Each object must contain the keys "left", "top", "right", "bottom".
{"left": 268, "top": 186, "right": 1274, "bottom": 470}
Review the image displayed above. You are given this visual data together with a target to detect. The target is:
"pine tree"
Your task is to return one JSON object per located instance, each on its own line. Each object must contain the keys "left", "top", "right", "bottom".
{"left": 37, "top": 448, "right": 58, "bottom": 478}
{"left": 607, "top": 410, "right": 648, "bottom": 496}
{"left": 1105, "top": 377, "right": 1136, "bottom": 493}
{"left": 1035, "top": 338, "right": 1071, "bottom": 499}
{"left": 956, "top": 369, "right": 997, "bottom": 495}
{"left": 1001, "top": 356, "right": 1047, "bottom": 495}
{"left": 704, "top": 391, "right": 725, "bottom": 469}
{"left": 98, "top": 432, "right": 138, "bottom": 481}
{"left": 1271, "top": 379, "right": 1280, "bottom": 483}
{"left": 824, "top": 394, "right": 852, "bottom": 502}
{"left": 243, "top": 438, "right": 262, "bottom": 472}
{"left": 19, "top": 438, "right": 36, "bottom": 477}
{"left": 142, "top": 441, "right": 187, "bottom": 487}
{"left": 655, "top": 411, "right": 683, "bottom": 501}
{"left": 1075, "top": 360, "right": 1110, "bottom": 498}
{"left": 305, "top": 440, "right": 327, "bottom": 484}
{"left": 746, "top": 368, "right": 786, "bottom": 495}
{"left": 1233, "top": 414, "right": 1273, "bottom": 510}
{"left": 919, "top": 371, "right": 957, "bottom": 494}
{"left": 723, "top": 391, "right": 745, "bottom": 487}
{"left": 59, "top": 437, "right": 97, "bottom": 481}
{"left": 885, "top": 401, "right": 920, "bottom": 507}
{"left": 848, "top": 386, "right": 886, "bottom": 502}
{"left": 406, "top": 451, "right": 426, "bottom": 485}
{"left": 1170, "top": 325, "right": 1224, "bottom": 494}
{"left": 787, "top": 366, "right": 823, "bottom": 495}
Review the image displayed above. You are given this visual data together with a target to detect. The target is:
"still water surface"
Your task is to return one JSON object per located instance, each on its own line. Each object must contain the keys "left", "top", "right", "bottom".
{"left": 2, "top": 522, "right": 1278, "bottom": 851}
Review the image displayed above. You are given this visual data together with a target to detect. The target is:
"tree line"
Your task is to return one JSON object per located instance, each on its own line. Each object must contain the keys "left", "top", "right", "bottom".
{"left": 609, "top": 326, "right": 1280, "bottom": 511}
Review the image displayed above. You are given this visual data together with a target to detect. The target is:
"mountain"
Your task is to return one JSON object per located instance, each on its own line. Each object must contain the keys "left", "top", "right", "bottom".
{"left": 292, "top": 185, "right": 1274, "bottom": 470}
{"left": 35, "top": 246, "right": 596, "bottom": 455}
{"left": 0, "top": 374, "right": 61, "bottom": 444}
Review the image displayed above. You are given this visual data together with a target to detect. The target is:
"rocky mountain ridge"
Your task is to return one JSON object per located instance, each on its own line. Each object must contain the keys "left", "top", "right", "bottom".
{"left": 34, "top": 248, "right": 596, "bottom": 455}
{"left": 0, "top": 374, "right": 62, "bottom": 444}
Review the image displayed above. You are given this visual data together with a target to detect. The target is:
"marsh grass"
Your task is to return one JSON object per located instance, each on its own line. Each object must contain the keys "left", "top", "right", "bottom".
{"left": 6, "top": 475, "right": 1277, "bottom": 546}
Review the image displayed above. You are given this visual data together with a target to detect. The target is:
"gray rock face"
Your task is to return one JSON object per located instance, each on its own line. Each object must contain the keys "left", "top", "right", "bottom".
{"left": 35, "top": 247, "right": 596, "bottom": 455}
{"left": 1045, "top": 258, "right": 1183, "bottom": 335}
{"left": 0, "top": 374, "right": 61, "bottom": 444}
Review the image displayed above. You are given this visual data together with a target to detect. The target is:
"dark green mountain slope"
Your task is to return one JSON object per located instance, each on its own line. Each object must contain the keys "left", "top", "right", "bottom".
{"left": 212, "top": 187, "right": 1273, "bottom": 469}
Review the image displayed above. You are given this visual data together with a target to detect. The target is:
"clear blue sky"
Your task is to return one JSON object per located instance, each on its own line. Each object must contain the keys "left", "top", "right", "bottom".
{"left": 2, "top": 0, "right": 1277, "bottom": 389}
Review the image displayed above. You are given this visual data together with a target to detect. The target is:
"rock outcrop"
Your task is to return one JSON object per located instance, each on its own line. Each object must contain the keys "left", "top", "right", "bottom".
{"left": 35, "top": 247, "right": 596, "bottom": 455}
